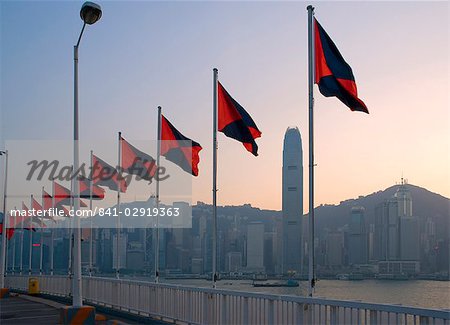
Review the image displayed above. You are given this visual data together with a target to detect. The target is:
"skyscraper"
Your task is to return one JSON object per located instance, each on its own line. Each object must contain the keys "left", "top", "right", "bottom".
{"left": 347, "top": 206, "right": 368, "bottom": 265}
{"left": 374, "top": 179, "right": 419, "bottom": 262}
{"left": 395, "top": 181, "right": 420, "bottom": 261}
{"left": 374, "top": 199, "right": 399, "bottom": 261}
{"left": 325, "top": 230, "right": 345, "bottom": 267}
{"left": 246, "top": 222, "right": 265, "bottom": 272}
{"left": 395, "top": 180, "right": 413, "bottom": 218}
{"left": 113, "top": 232, "right": 127, "bottom": 270}
{"left": 282, "top": 127, "right": 303, "bottom": 275}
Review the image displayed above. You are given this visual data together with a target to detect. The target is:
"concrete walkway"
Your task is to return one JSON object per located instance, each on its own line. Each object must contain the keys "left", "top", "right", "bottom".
{"left": 1, "top": 293, "right": 163, "bottom": 324}
{"left": 0, "top": 295, "right": 60, "bottom": 324}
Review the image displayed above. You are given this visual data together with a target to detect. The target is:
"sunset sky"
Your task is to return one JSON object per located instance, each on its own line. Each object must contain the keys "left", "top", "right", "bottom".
{"left": 1, "top": 1, "right": 448, "bottom": 212}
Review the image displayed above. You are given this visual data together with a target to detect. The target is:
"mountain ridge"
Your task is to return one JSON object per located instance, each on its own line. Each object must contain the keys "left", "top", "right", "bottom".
{"left": 309, "top": 183, "right": 449, "bottom": 240}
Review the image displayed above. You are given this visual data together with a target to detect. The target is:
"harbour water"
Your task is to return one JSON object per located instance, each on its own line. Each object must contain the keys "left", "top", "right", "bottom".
{"left": 162, "top": 279, "right": 450, "bottom": 310}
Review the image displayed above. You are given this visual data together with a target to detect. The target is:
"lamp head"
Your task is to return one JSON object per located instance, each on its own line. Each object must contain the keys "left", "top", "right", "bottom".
{"left": 80, "top": 2, "right": 102, "bottom": 25}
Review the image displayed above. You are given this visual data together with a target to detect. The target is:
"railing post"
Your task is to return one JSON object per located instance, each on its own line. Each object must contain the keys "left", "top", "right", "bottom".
{"left": 274, "top": 299, "right": 279, "bottom": 324}
{"left": 243, "top": 297, "right": 249, "bottom": 324}
{"left": 419, "top": 316, "right": 430, "bottom": 325}
{"left": 202, "top": 292, "right": 207, "bottom": 324}
{"left": 370, "top": 310, "right": 378, "bottom": 325}
{"left": 268, "top": 299, "right": 275, "bottom": 325}
{"left": 330, "top": 305, "right": 337, "bottom": 325}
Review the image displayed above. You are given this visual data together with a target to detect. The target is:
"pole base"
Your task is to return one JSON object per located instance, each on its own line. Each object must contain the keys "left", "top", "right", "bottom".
{"left": 60, "top": 305, "right": 95, "bottom": 325}
{"left": 0, "top": 288, "right": 10, "bottom": 299}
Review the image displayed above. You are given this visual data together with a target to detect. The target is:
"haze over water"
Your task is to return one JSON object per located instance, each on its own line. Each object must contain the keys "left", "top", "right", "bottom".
{"left": 163, "top": 279, "right": 450, "bottom": 310}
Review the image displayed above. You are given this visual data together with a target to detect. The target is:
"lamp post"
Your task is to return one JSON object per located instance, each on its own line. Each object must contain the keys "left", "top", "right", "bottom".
{"left": 72, "top": 1, "right": 102, "bottom": 307}
{"left": 0, "top": 150, "right": 8, "bottom": 291}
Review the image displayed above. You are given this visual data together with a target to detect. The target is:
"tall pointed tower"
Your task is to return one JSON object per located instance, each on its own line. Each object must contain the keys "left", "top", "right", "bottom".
{"left": 282, "top": 127, "right": 303, "bottom": 275}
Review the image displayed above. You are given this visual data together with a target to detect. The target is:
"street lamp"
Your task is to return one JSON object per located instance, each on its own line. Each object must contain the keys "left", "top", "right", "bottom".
{"left": 80, "top": 2, "right": 102, "bottom": 25}
{"left": 72, "top": 1, "right": 102, "bottom": 308}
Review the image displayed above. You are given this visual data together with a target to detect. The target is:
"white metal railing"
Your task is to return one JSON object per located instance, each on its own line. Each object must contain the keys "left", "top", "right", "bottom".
{"left": 5, "top": 275, "right": 450, "bottom": 325}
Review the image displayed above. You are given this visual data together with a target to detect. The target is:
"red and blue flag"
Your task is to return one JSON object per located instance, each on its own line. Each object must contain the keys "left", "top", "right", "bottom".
{"left": 160, "top": 115, "right": 202, "bottom": 176}
{"left": 218, "top": 82, "right": 261, "bottom": 156}
{"left": 78, "top": 176, "right": 106, "bottom": 200}
{"left": 91, "top": 155, "right": 128, "bottom": 193}
{"left": 314, "top": 18, "right": 368, "bottom": 113}
{"left": 121, "top": 136, "right": 157, "bottom": 182}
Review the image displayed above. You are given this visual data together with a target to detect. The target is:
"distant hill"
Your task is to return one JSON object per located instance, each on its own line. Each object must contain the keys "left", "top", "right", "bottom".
{"left": 310, "top": 184, "right": 449, "bottom": 239}
{"left": 194, "top": 202, "right": 282, "bottom": 227}
{"left": 192, "top": 184, "right": 449, "bottom": 240}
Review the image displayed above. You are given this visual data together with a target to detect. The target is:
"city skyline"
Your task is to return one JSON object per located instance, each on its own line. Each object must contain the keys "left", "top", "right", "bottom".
{"left": 1, "top": 1, "right": 449, "bottom": 212}
{"left": 5, "top": 180, "right": 447, "bottom": 276}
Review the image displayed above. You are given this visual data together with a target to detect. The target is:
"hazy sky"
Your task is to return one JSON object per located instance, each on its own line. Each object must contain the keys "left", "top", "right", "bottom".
{"left": 1, "top": 1, "right": 449, "bottom": 212}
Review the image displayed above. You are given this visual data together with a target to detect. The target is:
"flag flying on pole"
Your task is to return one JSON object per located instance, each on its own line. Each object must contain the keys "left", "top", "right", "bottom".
{"left": 120, "top": 136, "right": 157, "bottom": 182}
{"left": 53, "top": 182, "right": 71, "bottom": 206}
{"left": 42, "top": 189, "right": 57, "bottom": 222}
{"left": 0, "top": 213, "right": 14, "bottom": 239}
{"left": 21, "top": 202, "right": 36, "bottom": 231}
{"left": 78, "top": 176, "right": 105, "bottom": 200}
{"left": 32, "top": 197, "right": 43, "bottom": 212}
{"left": 53, "top": 182, "right": 87, "bottom": 207}
{"left": 160, "top": 115, "right": 202, "bottom": 176}
{"left": 91, "top": 155, "right": 128, "bottom": 192}
{"left": 0, "top": 223, "right": 14, "bottom": 240}
{"left": 42, "top": 190, "right": 53, "bottom": 210}
{"left": 217, "top": 82, "right": 261, "bottom": 156}
{"left": 314, "top": 18, "right": 368, "bottom": 113}
{"left": 31, "top": 197, "right": 47, "bottom": 227}
{"left": 44, "top": 189, "right": 69, "bottom": 216}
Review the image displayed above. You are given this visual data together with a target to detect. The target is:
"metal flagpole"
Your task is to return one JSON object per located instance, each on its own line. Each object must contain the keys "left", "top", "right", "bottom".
{"left": 4, "top": 235, "right": 8, "bottom": 275}
{"left": 51, "top": 182, "right": 55, "bottom": 275}
{"left": 39, "top": 216, "right": 43, "bottom": 275}
{"left": 155, "top": 106, "right": 162, "bottom": 283}
{"left": 116, "top": 132, "right": 122, "bottom": 279}
{"left": 68, "top": 195, "right": 73, "bottom": 277}
{"left": 307, "top": 5, "right": 316, "bottom": 298}
{"left": 40, "top": 187, "right": 44, "bottom": 275}
{"left": 0, "top": 150, "right": 8, "bottom": 288}
{"left": 29, "top": 195, "right": 33, "bottom": 275}
{"left": 4, "top": 233, "right": 8, "bottom": 275}
{"left": 212, "top": 68, "right": 218, "bottom": 288}
{"left": 20, "top": 210, "right": 24, "bottom": 275}
{"left": 12, "top": 213, "right": 16, "bottom": 274}
{"left": 89, "top": 150, "right": 93, "bottom": 277}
